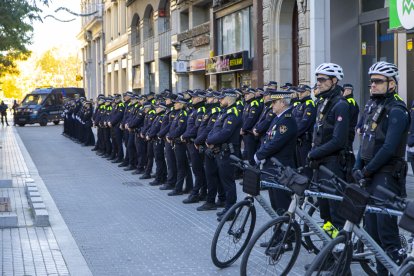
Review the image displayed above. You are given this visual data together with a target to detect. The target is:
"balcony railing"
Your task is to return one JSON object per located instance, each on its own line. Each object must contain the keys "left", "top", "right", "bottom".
{"left": 158, "top": 30, "right": 171, "bottom": 59}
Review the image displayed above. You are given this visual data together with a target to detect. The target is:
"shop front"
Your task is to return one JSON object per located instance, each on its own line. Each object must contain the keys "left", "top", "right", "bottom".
{"left": 206, "top": 51, "right": 251, "bottom": 89}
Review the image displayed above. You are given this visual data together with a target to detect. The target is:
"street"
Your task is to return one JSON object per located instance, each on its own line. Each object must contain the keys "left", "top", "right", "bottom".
{"left": 13, "top": 124, "right": 413, "bottom": 275}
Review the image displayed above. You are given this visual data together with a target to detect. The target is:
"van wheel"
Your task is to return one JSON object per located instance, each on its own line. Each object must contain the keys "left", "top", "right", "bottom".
{"left": 53, "top": 120, "right": 60, "bottom": 125}
{"left": 18, "top": 123, "right": 25, "bottom": 127}
{"left": 39, "top": 117, "right": 48, "bottom": 126}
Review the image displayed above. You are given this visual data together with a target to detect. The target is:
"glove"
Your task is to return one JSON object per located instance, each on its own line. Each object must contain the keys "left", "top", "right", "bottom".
{"left": 205, "top": 148, "right": 214, "bottom": 159}
{"left": 254, "top": 154, "right": 263, "bottom": 165}
{"left": 352, "top": 169, "right": 364, "bottom": 183}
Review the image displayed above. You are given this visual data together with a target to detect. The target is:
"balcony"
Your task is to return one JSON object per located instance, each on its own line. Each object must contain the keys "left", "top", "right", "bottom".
{"left": 158, "top": 30, "right": 171, "bottom": 59}
{"left": 143, "top": 37, "right": 154, "bottom": 62}
{"left": 131, "top": 44, "right": 141, "bottom": 66}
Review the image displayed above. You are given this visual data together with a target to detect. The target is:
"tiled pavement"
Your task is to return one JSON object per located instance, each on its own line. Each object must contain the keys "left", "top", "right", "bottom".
{"left": 4, "top": 123, "right": 414, "bottom": 275}
{"left": 0, "top": 125, "right": 91, "bottom": 276}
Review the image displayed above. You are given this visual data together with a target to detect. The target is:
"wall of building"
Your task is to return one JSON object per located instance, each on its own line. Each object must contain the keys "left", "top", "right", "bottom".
{"left": 104, "top": 0, "right": 129, "bottom": 96}
{"left": 330, "top": 0, "right": 360, "bottom": 98}
{"left": 263, "top": 0, "right": 310, "bottom": 86}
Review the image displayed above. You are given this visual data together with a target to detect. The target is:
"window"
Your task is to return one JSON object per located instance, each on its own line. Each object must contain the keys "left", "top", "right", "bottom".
{"left": 216, "top": 7, "right": 253, "bottom": 57}
{"left": 148, "top": 9, "right": 154, "bottom": 37}
{"left": 361, "top": 0, "right": 389, "bottom": 13}
{"left": 131, "top": 14, "right": 140, "bottom": 45}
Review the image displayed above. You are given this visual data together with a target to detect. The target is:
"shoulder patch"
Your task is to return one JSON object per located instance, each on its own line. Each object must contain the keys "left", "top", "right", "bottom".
{"left": 279, "top": 125, "right": 287, "bottom": 134}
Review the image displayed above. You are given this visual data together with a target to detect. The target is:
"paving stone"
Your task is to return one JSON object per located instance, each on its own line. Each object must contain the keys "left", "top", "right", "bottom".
{"left": 29, "top": 196, "right": 43, "bottom": 209}
{"left": 0, "top": 212, "right": 18, "bottom": 228}
{"left": 28, "top": 191, "right": 40, "bottom": 197}
{"left": 25, "top": 178, "right": 35, "bottom": 183}
{"left": 26, "top": 186, "right": 38, "bottom": 195}
{"left": 33, "top": 209, "right": 49, "bottom": 227}
{"left": 0, "top": 179, "right": 13, "bottom": 188}
{"left": 32, "top": 202, "right": 46, "bottom": 209}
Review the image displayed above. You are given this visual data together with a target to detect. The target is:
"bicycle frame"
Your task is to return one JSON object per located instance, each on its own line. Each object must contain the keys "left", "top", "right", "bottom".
{"left": 341, "top": 215, "right": 412, "bottom": 275}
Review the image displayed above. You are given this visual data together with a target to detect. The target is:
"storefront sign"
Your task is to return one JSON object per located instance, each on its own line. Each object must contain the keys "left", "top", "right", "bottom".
{"left": 361, "top": 42, "right": 367, "bottom": 55}
{"left": 205, "top": 51, "right": 250, "bottom": 75}
{"left": 174, "top": 60, "right": 188, "bottom": 73}
{"left": 408, "top": 39, "right": 413, "bottom": 51}
{"left": 189, "top": 59, "right": 206, "bottom": 72}
{"left": 390, "top": 0, "right": 414, "bottom": 30}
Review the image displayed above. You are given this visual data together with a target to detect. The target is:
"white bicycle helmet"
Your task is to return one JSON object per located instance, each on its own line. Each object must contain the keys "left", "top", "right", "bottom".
{"left": 315, "top": 63, "right": 344, "bottom": 80}
{"left": 368, "top": 61, "right": 399, "bottom": 82}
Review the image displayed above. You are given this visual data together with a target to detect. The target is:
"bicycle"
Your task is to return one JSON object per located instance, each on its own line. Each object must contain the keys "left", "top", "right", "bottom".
{"left": 240, "top": 163, "right": 403, "bottom": 276}
{"left": 211, "top": 155, "right": 319, "bottom": 268}
{"left": 305, "top": 178, "right": 414, "bottom": 276}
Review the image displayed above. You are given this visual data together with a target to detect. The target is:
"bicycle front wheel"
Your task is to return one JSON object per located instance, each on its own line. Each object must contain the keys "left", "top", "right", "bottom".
{"left": 305, "top": 233, "right": 353, "bottom": 276}
{"left": 240, "top": 216, "right": 301, "bottom": 276}
{"left": 211, "top": 199, "right": 256, "bottom": 268}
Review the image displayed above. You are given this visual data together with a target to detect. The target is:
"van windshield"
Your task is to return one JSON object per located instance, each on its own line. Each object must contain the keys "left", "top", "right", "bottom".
{"left": 21, "top": 94, "right": 47, "bottom": 105}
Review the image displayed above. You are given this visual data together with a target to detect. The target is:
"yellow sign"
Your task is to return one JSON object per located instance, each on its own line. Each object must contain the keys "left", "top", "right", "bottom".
{"left": 408, "top": 39, "right": 413, "bottom": 51}
{"left": 361, "top": 42, "right": 367, "bottom": 55}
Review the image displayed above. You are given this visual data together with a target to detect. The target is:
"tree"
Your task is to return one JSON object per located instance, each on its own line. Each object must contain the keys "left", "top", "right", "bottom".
{"left": 1, "top": 76, "right": 22, "bottom": 99}
{"left": 0, "top": 0, "right": 47, "bottom": 77}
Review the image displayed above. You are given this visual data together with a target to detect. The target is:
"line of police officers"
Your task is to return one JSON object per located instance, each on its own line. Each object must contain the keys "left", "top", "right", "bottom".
{"left": 62, "top": 61, "right": 409, "bottom": 275}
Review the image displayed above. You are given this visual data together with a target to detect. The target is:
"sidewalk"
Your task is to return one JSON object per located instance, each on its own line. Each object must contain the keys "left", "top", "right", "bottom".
{"left": 0, "top": 125, "right": 91, "bottom": 276}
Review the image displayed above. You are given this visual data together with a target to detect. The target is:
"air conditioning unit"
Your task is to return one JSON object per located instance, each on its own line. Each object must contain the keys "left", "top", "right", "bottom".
{"left": 84, "top": 31, "right": 92, "bottom": 42}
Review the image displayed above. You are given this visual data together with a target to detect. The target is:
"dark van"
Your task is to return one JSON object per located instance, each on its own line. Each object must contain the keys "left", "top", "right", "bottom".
{"left": 15, "top": 87, "right": 85, "bottom": 127}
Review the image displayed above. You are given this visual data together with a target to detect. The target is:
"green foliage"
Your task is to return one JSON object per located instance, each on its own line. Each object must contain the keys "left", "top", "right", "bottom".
{"left": 0, "top": 0, "right": 46, "bottom": 77}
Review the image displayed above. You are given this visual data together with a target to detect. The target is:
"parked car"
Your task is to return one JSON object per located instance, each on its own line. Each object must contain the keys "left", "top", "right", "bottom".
{"left": 15, "top": 87, "right": 85, "bottom": 127}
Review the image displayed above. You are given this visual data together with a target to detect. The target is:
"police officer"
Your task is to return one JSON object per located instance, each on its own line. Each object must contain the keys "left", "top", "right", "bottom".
{"left": 129, "top": 97, "right": 146, "bottom": 174}
{"left": 102, "top": 97, "right": 113, "bottom": 158}
{"left": 166, "top": 94, "right": 193, "bottom": 196}
{"left": 206, "top": 89, "right": 242, "bottom": 221}
{"left": 289, "top": 87, "right": 301, "bottom": 107}
{"left": 293, "top": 84, "right": 316, "bottom": 170}
{"left": 253, "top": 88, "right": 276, "bottom": 143}
{"left": 407, "top": 100, "right": 414, "bottom": 172}
{"left": 182, "top": 90, "right": 207, "bottom": 203}
{"left": 82, "top": 100, "right": 95, "bottom": 146}
{"left": 195, "top": 91, "right": 226, "bottom": 211}
{"left": 307, "top": 62, "right": 349, "bottom": 228}
{"left": 158, "top": 93, "right": 178, "bottom": 190}
{"left": 139, "top": 102, "right": 156, "bottom": 179}
{"left": 108, "top": 94, "right": 125, "bottom": 162}
{"left": 147, "top": 102, "right": 168, "bottom": 186}
{"left": 118, "top": 92, "right": 134, "bottom": 167}
{"left": 92, "top": 95, "right": 105, "bottom": 152}
{"left": 280, "top": 82, "right": 293, "bottom": 91}
{"left": 255, "top": 90, "right": 297, "bottom": 214}
{"left": 241, "top": 88, "right": 261, "bottom": 165}
{"left": 341, "top": 83, "right": 359, "bottom": 182}
{"left": 124, "top": 95, "right": 140, "bottom": 171}
{"left": 353, "top": 62, "right": 409, "bottom": 276}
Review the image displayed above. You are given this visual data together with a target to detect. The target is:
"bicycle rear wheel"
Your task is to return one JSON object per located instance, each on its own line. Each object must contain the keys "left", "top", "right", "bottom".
{"left": 211, "top": 199, "right": 256, "bottom": 268}
{"left": 305, "top": 233, "right": 353, "bottom": 276}
{"left": 240, "top": 216, "right": 301, "bottom": 276}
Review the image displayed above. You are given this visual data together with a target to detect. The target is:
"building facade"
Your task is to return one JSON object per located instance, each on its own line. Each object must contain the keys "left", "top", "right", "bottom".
{"left": 79, "top": 0, "right": 413, "bottom": 106}
{"left": 77, "top": 0, "right": 105, "bottom": 99}
{"left": 127, "top": 0, "right": 173, "bottom": 94}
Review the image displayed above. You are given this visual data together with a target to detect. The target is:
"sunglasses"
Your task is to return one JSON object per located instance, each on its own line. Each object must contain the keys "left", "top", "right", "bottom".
{"left": 370, "top": 78, "right": 388, "bottom": 85}
{"left": 316, "top": 77, "right": 331, "bottom": 83}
